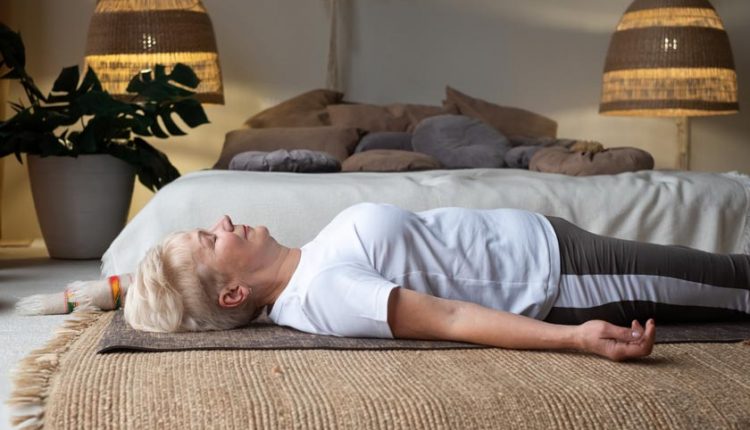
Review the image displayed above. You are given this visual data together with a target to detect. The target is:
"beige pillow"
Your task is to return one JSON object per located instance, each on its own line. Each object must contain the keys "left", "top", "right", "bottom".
{"left": 342, "top": 149, "right": 443, "bottom": 172}
{"left": 443, "top": 86, "right": 558, "bottom": 138}
{"left": 529, "top": 146, "right": 654, "bottom": 176}
{"left": 327, "top": 103, "right": 454, "bottom": 133}
{"left": 327, "top": 104, "right": 410, "bottom": 133}
{"left": 244, "top": 89, "right": 343, "bottom": 128}
{"left": 403, "top": 104, "right": 457, "bottom": 132}
{"left": 214, "top": 127, "right": 359, "bottom": 169}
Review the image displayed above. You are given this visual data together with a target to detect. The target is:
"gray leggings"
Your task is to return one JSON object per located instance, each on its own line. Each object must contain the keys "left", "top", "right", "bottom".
{"left": 543, "top": 216, "right": 750, "bottom": 326}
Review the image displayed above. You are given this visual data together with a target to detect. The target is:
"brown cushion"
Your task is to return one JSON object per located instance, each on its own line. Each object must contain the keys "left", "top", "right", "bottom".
{"left": 214, "top": 127, "right": 359, "bottom": 169}
{"left": 327, "top": 104, "right": 454, "bottom": 133}
{"left": 327, "top": 104, "right": 410, "bottom": 133}
{"left": 244, "top": 89, "right": 344, "bottom": 128}
{"left": 529, "top": 146, "right": 654, "bottom": 176}
{"left": 342, "top": 149, "right": 442, "bottom": 172}
{"left": 403, "top": 104, "right": 457, "bottom": 132}
{"left": 443, "top": 86, "right": 558, "bottom": 138}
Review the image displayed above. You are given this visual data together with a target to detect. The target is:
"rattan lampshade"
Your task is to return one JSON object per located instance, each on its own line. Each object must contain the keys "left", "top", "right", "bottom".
{"left": 600, "top": 0, "right": 738, "bottom": 117}
{"left": 84, "top": 0, "right": 224, "bottom": 104}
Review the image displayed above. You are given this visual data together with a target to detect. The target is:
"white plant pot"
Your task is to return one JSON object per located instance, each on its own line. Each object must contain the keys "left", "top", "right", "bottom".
{"left": 28, "top": 154, "right": 135, "bottom": 259}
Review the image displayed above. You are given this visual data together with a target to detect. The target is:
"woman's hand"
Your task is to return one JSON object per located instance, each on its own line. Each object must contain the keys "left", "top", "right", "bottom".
{"left": 387, "top": 288, "right": 656, "bottom": 362}
{"left": 576, "top": 319, "right": 656, "bottom": 362}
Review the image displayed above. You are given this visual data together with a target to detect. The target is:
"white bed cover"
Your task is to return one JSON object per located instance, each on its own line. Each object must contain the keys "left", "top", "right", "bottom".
{"left": 102, "top": 169, "right": 750, "bottom": 276}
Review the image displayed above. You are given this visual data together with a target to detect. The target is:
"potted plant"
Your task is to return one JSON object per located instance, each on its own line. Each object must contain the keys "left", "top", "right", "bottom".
{"left": 0, "top": 23, "right": 209, "bottom": 258}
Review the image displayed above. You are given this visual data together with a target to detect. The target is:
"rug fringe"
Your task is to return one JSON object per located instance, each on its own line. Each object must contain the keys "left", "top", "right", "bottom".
{"left": 6, "top": 310, "right": 104, "bottom": 430}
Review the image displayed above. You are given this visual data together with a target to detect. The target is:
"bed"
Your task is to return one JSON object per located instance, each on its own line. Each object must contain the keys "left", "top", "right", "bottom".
{"left": 102, "top": 167, "right": 750, "bottom": 276}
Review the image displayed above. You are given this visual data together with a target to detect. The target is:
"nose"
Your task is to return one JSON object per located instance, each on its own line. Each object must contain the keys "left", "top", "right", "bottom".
{"left": 211, "top": 215, "right": 234, "bottom": 233}
{"left": 221, "top": 215, "right": 234, "bottom": 232}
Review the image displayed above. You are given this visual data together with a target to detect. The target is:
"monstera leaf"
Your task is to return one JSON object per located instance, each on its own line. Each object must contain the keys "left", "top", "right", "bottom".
{"left": 0, "top": 23, "right": 45, "bottom": 104}
{"left": 106, "top": 137, "right": 181, "bottom": 192}
{"left": 47, "top": 66, "right": 103, "bottom": 104}
{"left": 0, "top": 23, "right": 26, "bottom": 79}
{"left": 126, "top": 64, "right": 209, "bottom": 138}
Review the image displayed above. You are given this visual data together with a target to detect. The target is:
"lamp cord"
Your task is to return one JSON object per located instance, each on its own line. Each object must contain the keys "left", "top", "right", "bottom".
{"left": 326, "top": 0, "right": 340, "bottom": 91}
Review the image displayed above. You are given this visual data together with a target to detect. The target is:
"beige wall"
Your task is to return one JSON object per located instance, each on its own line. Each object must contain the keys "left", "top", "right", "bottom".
{"left": 2, "top": 0, "right": 749, "bottom": 240}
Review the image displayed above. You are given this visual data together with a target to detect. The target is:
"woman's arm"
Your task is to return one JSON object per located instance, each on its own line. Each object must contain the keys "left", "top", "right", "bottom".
{"left": 387, "top": 287, "right": 655, "bottom": 361}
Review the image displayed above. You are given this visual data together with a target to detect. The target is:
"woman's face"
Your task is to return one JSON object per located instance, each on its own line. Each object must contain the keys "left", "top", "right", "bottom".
{"left": 190, "top": 215, "right": 273, "bottom": 279}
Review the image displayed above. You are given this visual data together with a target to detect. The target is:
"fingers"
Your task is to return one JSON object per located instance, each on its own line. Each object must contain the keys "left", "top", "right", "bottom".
{"left": 629, "top": 319, "right": 646, "bottom": 341}
{"left": 622, "top": 319, "right": 656, "bottom": 359}
{"left": 603, "top": 321, "right": 642, "bottom": 342}
{"left": 643, "top": 318, "right": 656, "bottom": 344}
{"left": 591, "top": 319, "right": 656, "bottom": 362}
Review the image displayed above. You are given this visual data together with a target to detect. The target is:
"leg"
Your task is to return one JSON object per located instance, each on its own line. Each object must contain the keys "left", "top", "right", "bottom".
{"left": 543, "top": 216, "right": 750, "bottom": 326}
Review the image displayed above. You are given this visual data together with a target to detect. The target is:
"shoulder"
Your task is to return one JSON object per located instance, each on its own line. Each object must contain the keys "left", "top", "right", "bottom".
{"left": 301, "top": 264, "right": 398, "bottom": 338}
{"left": 324, "top": 203, "right": 412, "bottom": 238}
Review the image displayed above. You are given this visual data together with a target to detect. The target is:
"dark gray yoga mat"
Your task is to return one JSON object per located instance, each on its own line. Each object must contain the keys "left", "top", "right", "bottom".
{"left": 97, "top": 310, "right": 750, "bottom": 353}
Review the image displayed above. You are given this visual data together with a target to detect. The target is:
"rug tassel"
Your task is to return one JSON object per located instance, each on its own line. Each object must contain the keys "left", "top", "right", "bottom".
{"left": 6, "top": 310, "right": 104, "bottom": 430}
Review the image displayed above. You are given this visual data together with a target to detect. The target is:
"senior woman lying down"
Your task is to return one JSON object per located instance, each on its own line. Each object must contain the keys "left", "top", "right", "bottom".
{"left": 89, "top": 203, "right": 750, "bottom": 361}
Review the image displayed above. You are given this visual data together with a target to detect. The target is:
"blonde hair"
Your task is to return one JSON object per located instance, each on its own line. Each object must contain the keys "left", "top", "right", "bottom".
{"left": 124, "top": 231, "right": 260, "bottom": 332}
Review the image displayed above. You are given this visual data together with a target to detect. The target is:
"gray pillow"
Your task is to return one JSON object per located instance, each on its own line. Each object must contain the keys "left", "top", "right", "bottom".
{"left": 229, "top": 149, "right": 341, "bottom": 173}
{"left": 354, "top": 132, "right": 413, "bottom": 153}
{"left": 412, "top": 115, "right": 511, "bottom": 169}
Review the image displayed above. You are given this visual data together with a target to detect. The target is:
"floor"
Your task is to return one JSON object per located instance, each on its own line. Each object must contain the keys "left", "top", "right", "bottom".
{"left": 0, "top": 241, "right": 100, "bottom": 430}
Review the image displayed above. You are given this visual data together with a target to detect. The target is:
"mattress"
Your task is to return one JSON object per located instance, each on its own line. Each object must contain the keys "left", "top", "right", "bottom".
{"left": 101, "top": 168, "right": 750, "bottom": 276}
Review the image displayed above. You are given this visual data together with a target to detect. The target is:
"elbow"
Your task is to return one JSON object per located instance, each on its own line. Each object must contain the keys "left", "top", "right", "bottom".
{"left": 442, "top": 301, "right": 467, "bottom": 340}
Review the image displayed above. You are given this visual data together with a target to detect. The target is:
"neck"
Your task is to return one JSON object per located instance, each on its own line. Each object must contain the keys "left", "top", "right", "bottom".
{"left": 254, "top": 245, "right": 301, "bottom": 307}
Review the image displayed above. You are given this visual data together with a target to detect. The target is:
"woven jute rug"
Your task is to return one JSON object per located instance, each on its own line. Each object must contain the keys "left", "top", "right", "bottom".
{"left": 8, "top": 312, "right": 750, "bottom": 429}
{"left": 97, "top": 310, "right": 750, "bottom": 353}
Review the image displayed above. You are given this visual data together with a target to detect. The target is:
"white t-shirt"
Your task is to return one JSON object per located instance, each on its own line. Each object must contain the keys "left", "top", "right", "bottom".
{"left": 268, "top": 203, "right": 561, "bottom": 338}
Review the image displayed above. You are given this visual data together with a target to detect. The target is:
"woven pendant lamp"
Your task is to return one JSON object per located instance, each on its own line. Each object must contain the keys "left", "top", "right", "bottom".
{"left": 84, "top": 0, "right": 224, "bottom": 104}
{"left": 600, "top": 0, "right": 738, "bottom": 169}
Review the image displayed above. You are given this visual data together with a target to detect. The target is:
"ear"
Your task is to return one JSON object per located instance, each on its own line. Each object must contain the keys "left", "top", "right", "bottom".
{"left": 218, "top": 284, "right": 251, "bottom": 308}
